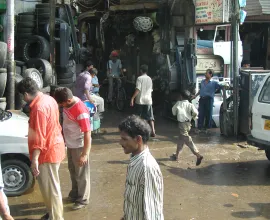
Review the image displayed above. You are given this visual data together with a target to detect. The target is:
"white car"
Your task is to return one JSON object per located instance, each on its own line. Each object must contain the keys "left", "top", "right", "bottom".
{"left": 248, "top": 73, "right": 270, "bottom": 160}
{"left": 0, "top": 109, "right": 34, "bottom": 196}
{"left": 192, "top": 77, "right": 230, "bottom": 128}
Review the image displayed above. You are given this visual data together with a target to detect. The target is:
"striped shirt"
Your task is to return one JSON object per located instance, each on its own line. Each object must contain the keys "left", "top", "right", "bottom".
{"left": 63, "top": 97, "right": 91, "bottom": 149}
{"left": 124, "top": 147, "right": 164, "bottom": 220}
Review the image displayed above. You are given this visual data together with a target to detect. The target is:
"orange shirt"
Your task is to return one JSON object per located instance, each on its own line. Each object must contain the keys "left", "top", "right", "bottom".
{"left": 28, "top": 92, "right": 65, "bottom": 164}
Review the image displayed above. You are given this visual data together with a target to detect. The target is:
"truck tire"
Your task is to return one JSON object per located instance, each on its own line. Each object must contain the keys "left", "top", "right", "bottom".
{"left": 35, "top": 3, "right": 49, "bottom": 8}
{"left": 17, "top": 14, "right": 35, "bottom": 22}
{"left": 0, "top": 71, "right": 7, "bottom": 97}
{"left": 22, "top": 36, "right": 50, "bottom": 62}
{"left": 27, "top": 59, "right": 52, "bottom": 87}
{"left": 265, "top": 150, "right": 270, "bottom": 161}
{"left": 45, "top": 19, "right": 67, "bottom": 41}
{"left": 57, "top": 76, "right": 74, "bottom": 84}
{"left": 17, "top": 21, "right": 35, "bottom": 28}
{"left": 0, "top": 97, "right": 6, "bottom": 110}
{"left": 2, "top": 159, "right": 34, "bottom": 197}
{"left": 0, "top": 42, "right": 7, "bottom": 68}
{"left": 22, "top": 68, "right": 43, "bottom": 89}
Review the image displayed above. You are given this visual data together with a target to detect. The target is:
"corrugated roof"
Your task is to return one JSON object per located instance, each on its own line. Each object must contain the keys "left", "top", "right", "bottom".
{"left": 246, "top": 0, "right": 270, "bottom": 16}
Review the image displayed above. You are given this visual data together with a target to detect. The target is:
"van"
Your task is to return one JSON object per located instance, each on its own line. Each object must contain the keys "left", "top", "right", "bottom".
{"left": 247, "top": 73, "right": 270, "bottom": 160}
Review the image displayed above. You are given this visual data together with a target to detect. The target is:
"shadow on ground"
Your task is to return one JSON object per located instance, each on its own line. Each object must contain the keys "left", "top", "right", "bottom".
{"left": 231, "top": 203, "right": 270, "bottom": 219}
{"left": 159, "top": 160, "right": 270, "bottom": 186}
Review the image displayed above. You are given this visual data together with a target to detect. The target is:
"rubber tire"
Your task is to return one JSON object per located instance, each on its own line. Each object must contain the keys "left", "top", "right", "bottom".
{"left": 17, "top": 27, "right": 35, "bottom": 33}
{"left": 16, "top": 33, "right": 34, "bottom": 39}
{"left": 22, "top": 68, "right": 44, "bottom": 89}
{"left": 0, "top": 42, "right": 7, "bottom": 68}
{"left": 58, "top": 83, "right": 74, "bottom": 89}
{"left": 0, "top": 68, "right": 7, "bottom": 73}
{"left": 266, "top": 150, "right": 270, "bottom": 161}
{"left": 26, "top": 59, "right": 52, "bottom": 87}
{"left": 22, "top": 35, "right": 50, "bottom": 62}
{"left": 45, "top": 19, "right": 67, "bottom": 41}
{"left": 18, "top": 12, "right": 35, "bottom": 15}
{"left": 0, "top": 72, "right": 7, "bottom": 97}
{"left": 36, "top": 3, "right": 50, "bottom": 8}
{"left": 116, "top": 87, "right": 126, "bottom": 111}
{"left": 17, "top": 21, "right": 35, "bottom": 28}
{"left": 57, "top": 76, "right": 74, "bottom": 84}
{"left": 2, "top": 159, "right": 34, "bottom": 197}
{"left": 36, "top": 8, "right": 50, "bottom": 14}
{"left": 17, "top": 15, "right": 35, "bottom": 22}
{"left": 15, "top": 74, "right": 25, "bottom": 110}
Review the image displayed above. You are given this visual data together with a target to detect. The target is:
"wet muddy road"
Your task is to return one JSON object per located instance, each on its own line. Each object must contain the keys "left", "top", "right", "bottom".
{"left": 8, "top": 109, "right": 270, "bottom": 220}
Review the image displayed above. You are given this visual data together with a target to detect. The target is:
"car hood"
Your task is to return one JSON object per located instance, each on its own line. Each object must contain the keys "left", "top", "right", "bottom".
{"left": 0, "top": 112, "right": 29, "bottom": 155}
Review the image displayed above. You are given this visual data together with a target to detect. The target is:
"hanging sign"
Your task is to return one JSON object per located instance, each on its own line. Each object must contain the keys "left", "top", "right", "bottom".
{"left": 195, "top": 0, "right": 230, "bottom": 24}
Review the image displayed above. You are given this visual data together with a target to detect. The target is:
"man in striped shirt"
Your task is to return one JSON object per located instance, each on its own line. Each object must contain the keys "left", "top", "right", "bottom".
{"left": 119, "top": 115, "right": 164, "bottom": 220}
{"left": 54, "top": 87, "right": 91, "bottom": 211}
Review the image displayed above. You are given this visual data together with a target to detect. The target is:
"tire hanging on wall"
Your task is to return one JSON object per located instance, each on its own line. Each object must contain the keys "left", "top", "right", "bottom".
{"left": 0, "top": 42, "right": 7, "bottom": 68}
{"left": 22, "top": 68, "right": 44, "bottom": 89}
{"left": 27, "top": 59, "right": 53, "bottom": 87}
{"left": 22, "top": 35, "right": 50, "bottom": 62}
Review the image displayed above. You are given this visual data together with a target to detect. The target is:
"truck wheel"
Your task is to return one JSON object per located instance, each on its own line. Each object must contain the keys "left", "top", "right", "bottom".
{"left": 265, "top": 150, "right": 270, "bottom": 161}
{"left": 23, "top": 68, "right": 44, "bottom": 89}
{"left": 0, "top": 71, "right": 7, "bottom": 97}
{"left": 22, "top": 36, "right": 50, "bottom": 62}
{"left": 0, "top": 42, "right": 7, "bottom": 68}
{"left": 2, "top": 159, "right": 34, "bottom": 197}
{"left": 27, "top": 59, "right": 52, "bottom": 87}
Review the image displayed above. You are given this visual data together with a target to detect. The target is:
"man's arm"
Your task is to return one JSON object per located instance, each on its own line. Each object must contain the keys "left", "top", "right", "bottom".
{"left": 0, "top": 190, "right": 13, "bottom": 220}
{"left": 28, "top": 110, "right": 47, "bottom": 177}
{"left": 172, "top": 102, "right": 178, "bottom": 116}
{"left": 130, "top": 78, "right": 141, "bottom": 107}
{"left": 84, "top": 89, "right": 95, "bottom": 104}
{"left": 192, "top": 90, "right": 200, "bottom": 99}
{"left": 79, "top": 131, "right": 91, "bottom": 167}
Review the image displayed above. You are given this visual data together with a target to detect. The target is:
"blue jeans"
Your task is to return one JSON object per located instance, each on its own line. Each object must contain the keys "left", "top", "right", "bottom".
{"left": 198, "top": 97, "right": 214, "bottom": 129}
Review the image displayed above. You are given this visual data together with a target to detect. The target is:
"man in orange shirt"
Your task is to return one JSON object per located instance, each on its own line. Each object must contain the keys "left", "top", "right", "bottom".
{"left": 17, "top": 78, "right": 65, "bottom": 220}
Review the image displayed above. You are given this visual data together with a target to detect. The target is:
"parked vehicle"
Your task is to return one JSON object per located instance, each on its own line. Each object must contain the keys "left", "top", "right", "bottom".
{"left": 247, "top": 73, "right": 270, "bottom": 160}
{"left": 0, "top": 109, "right": 34, "bottom": 196}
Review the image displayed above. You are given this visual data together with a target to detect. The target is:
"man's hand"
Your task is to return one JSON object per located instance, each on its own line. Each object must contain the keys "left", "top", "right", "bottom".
{"left": 130, "top": 99, "right": 134, "bottom": 107}
{"left": 78, "top": 154, "right": 88, "bottom": 167}
{"left": 31, "top": 159, "right": 40, "bottom": 177}
{"left": 2, "top": 213, "right": 14, "bottom": 220}
{"left": 120, "top": 217, "right": 124, "bottom": 220}
{"left": 191, "top": 95, "right": 196, "bottom": 100}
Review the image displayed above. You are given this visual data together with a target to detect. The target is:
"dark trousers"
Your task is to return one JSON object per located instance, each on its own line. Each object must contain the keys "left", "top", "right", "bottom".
{"left": 198, "top": 97, "right": 214, "bottom": 129}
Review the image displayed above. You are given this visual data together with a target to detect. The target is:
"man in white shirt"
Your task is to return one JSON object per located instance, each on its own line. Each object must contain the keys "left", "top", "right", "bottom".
{"left": 130, "top": 64, "right": 156, "bottom": 137}
{"left": 171, "top": 90, "right": 203, "bottom": 165}
{"left": 119, "top": 115, "right": 164, "bottom": 220}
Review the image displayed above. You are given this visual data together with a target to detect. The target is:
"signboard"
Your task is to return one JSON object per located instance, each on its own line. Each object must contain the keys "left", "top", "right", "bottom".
{"left": 196, "top": 55, "right": 223, "bottom": 74}
{"left": 195, "top": 0, "right": 229, "bottom": 24}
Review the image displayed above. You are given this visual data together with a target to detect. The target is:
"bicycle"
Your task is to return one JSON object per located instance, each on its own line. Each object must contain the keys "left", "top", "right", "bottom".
{"left": 105, "top": 76, "right": 127, "bottom": 111}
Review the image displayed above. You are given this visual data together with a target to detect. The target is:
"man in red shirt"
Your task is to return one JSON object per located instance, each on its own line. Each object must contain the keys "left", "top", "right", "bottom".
{"left": 54, "top": 87, "right": 91, "bottom": 210}
{"left": 17, "top": 78, "right": 65, "bottom": 220}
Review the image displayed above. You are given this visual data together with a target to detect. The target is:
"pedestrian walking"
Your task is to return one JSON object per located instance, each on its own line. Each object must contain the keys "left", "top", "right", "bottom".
{"left": 130, "top": 64, "right": 156, "bottom": 137}
{"left": 17, "top": 78, "right": 65, "bottom": 220}
{"left": 54, "top": 87, "right": 91, "bottom": 210}
{"left": 171, "top": 91, "right": 203, "bottom": 165}
{"left": 192, "top": 69, "right": 221, "bottom": 132}
{"left": 119, "top": 115, "right": 164, "bottom": 220}
{"left": 75, "top": 61, "right": 105, "bottom": 114}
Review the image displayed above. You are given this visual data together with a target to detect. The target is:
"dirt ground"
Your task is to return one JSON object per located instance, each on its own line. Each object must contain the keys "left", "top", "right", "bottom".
{"left": 8, "top": 109, "right": 270, "bottom": 220}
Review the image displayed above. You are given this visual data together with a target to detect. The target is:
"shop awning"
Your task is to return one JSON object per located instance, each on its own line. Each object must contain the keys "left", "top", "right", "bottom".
{"left": 246, "top": 0, "right": 270, "bottom": 17}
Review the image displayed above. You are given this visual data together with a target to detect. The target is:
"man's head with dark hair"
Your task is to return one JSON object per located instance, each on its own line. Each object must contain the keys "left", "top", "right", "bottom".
{"left": 54, "top": 87, "right": 75, "bottom": 108}
{"left": 181, "top": 90, "right": 191, "bottom": 100}
{"left": 17, "top": 77, "right": 40, "bottom": 103}
{"left": 205, "top": 69, "right": 214, "bottom": 79}
{"left": 82, "top": 42, "right": 87, "bottom": 48}
{"left": 84, "top": 60, "right": 94, "bottom": 71}
{"left": 140, "top": 64, "right": 148, "bottom": 74}
{"left": 119, "top": 115, "right": 151, "bottom": 155}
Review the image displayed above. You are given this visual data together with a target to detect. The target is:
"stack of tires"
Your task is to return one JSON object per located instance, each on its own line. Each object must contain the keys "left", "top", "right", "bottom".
{"left": 36, "top": 3, "right": 50, "bottom": 38}
{"left": 15, "top": 12, "right": 36, "bottom": 60}
{"left": 0, "top": 42, "right": 7, "bottom": 110}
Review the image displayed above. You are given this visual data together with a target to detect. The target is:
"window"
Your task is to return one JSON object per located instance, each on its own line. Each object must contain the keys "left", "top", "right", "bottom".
{"left": 259, "top": 76, "right": 270, "bottom": 103}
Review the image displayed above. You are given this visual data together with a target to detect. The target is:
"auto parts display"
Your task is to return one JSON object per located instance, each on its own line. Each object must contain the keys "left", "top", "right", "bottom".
{"left": 133, "top": 16, "right": 153, "bottom": 32}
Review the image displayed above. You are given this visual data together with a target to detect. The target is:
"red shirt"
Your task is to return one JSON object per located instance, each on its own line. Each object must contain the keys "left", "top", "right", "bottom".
{"left": 63, "top": 97, "right": 91, "bottom": 149}
{"left": 28, "top": 93, "right": 65, "bottom": 164}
